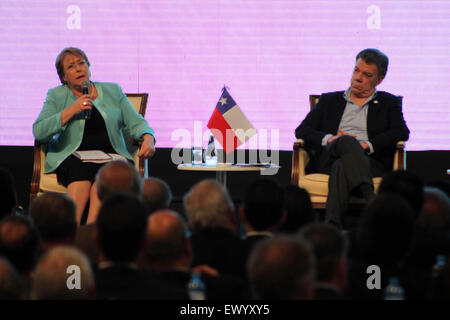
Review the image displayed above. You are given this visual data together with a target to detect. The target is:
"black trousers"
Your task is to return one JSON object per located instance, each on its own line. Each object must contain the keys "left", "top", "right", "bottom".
{"left": 316, "top": 135, "right": 386, "bottom": 227}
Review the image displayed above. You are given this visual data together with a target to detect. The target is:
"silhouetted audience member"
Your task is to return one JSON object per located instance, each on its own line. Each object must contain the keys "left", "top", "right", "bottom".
{"left": 94, "top": 192, "right": 158, "bottom": 300}
{"left": 247, "top": 235, "right": 315, "bottom": 300}
{"left": 142, "top": 177, "right": 173, "bottom": 213}
{"left": 403, "top": 187, "right": 450, "bottom": 299}
{"left": 29, "top": 192, "right": 77, "bottom": 252}
{"left": 142, "top": 210, "right": 246, "bottom": 299}
{"left": 410, "top": 187, "right": 450, "bottom": 269}
{"left": 0, "top": 257, "right": 26, "bottom": 300}
{"left": 0, "top": 167, "right": 20, "bottom": 219}
{"left": 240, "top": 179, "right": 285, "bottom": 259}
{"left": 74, "top": 160, "right": 143, "bottom": 264}
{"left": 183, "top": 179, "right": 246, "bottom": 278}
{"left": 0, "top": 215, "right": 41, "bottom": 279}
{"left": 347, "top": 194, "right": 415, "bottom": 299}
{"left": 280, "top": 184, "right": 314, "bottom": 234}
{"left": 378, "top": 170, "right": 424, "bottom": 217}
{"left": 30, "top": 246, "right": 95, "bottom": 300}
{"left": 300, "top": 223, "right": 347, "bottom": 299}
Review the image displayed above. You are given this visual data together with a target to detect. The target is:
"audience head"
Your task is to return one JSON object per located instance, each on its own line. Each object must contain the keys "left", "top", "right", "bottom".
{"left": 95, "top": 160, "right": 143, "bottom": 201}
{"left": 241, "top": 179, "right": 285, "bottom": 232}
{"left": 144, "top": 210, "right": 191, "bottom": 269}
{"left": 142, "top": 177, "right": 173, "bottom": 213}
{"left": 0, "top": 215, "right": 41, "bottom": 276}
{"left": 0, "top": 167, "right": 18, "bottom": 219}
{"left": 418, "top": 187, "right": 450, "bottom": 228}
{"left": 299, "top": 223, "right": 347, "bottom": 290}
{"left": 96, "top": 192, "right": 147, "bottom": 263}
{"left": 247, "top": 235, "right": 315, "bottom": 300}
{"left": 29, "top": 193, "right": 77, "bottom": 248}
{"left": 426, "top": 180, "right": 450, "bottom": 198}
{"left": 356, "top": 48, "right": 389, "bottom": 80}
{"left": 411, "top": 187, "right": 450, "bottom": 268}
{"left": 30, "top": 246, "right": 94, "bottom": 300}
{"left": 356, "top": 194, "right": 415, "bottom": 265}
{"left": 0, "top": 257, "right": 25, "bottom": 300}
{"left": 183, "top": 179, "right": 235, "bottom": 233}
{"left": 378, "top": 170, "right": 424, "bottom": 217}
{"left": 280, "top": 184, "right": 313, "bottom": 234}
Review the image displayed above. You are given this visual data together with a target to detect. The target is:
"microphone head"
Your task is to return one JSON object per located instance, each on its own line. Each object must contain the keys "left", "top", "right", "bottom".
{"left": 81, "top": 80, "right": 90, "bottom": 95}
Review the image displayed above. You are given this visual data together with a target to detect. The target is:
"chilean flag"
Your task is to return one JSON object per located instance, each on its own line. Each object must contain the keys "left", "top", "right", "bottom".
{"left": 207, "top": 87, "right": 256, "bottom": 154}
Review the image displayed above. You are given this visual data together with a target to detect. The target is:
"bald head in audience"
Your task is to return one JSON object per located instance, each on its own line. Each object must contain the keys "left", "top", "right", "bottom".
{"left": 144, "top": 210, "right": 190, "bottom": 269}
{"left": 247, "top": 235, "right": 315, "bottom": 300}
{"left": 95, "top": 160, "right": 143, "bottom": 201}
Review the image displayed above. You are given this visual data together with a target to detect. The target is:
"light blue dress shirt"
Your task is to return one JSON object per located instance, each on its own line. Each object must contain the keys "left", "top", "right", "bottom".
{"left": 322, "top": 88, "right": 376, "bottom": 154}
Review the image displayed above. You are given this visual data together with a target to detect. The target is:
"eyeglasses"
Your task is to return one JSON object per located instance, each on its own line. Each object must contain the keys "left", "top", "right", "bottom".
{"left": 64, "top": 60, "right": 87, "bottom": 72}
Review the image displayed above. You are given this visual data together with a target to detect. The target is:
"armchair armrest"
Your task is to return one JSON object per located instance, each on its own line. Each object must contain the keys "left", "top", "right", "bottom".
{"left": 30, "top": 140, "right": 43, "bottom": 203}
{"left": 134, "top": 139, "right": 148, "bottom": 178}
{"left": 291, "top": 139, "right": 309, "bottom": 185}
{"left": 393, "top": 141, "right": 406, "bottom": 171}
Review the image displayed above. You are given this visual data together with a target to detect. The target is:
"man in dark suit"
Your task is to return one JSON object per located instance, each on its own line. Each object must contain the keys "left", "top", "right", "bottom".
{"left": 29, "top": 192, "right": 77, "bottom": 253}
{"left": 74, "top": 160, "right": 143, "bottom": 264}
{"left": 299, "top": 223, "right": 347, "bottom": 300}
{"left": 295, "top": 48, "right": 410, "bottom": 228}
{"left": 94, "top": 192, "right": 162, "bottom": 300}
{"left": 141, "top": 209, "right": 246, "bottom": 299}
{"left": 240, "top": 179, "right": 286, "bottom": 259}
{"left": 183, "top": 179, "right": 247, "bottom": 278}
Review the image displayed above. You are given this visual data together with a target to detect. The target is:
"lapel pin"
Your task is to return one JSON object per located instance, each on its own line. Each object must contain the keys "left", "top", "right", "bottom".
{"left": 373, "top": 100, "right": 378, "bottom": 104}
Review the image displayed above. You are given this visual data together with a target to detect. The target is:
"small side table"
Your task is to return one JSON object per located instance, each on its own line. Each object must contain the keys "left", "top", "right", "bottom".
{"left": 177, "top": 163, "right": 280, "bottom": 186}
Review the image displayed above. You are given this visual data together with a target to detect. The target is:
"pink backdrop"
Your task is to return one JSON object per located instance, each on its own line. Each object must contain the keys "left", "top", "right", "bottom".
{"left": 1, "top": 0, "right": 449, "bottom": 150}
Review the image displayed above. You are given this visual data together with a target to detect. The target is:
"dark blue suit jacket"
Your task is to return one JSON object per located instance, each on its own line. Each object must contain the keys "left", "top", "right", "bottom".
{"left": 295, "top": 91, "right": 410, "bottom": 171}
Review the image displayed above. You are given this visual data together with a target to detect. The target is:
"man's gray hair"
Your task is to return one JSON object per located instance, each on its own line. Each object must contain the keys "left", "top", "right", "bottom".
{"left": 183, "top": 179, "right": 235, "bottom": 233}
{"left": 30, "top": 246, "right": 95, "bottom": 300}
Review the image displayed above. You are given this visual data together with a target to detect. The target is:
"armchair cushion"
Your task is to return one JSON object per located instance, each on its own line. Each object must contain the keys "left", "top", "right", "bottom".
{"left": 299, "top": 174, "right": 383, "bottom": 197}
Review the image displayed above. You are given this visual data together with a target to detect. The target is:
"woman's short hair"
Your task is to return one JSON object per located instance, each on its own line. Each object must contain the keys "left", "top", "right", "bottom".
{"left": 55, "top": 47, "right": 90, "bottom": 85}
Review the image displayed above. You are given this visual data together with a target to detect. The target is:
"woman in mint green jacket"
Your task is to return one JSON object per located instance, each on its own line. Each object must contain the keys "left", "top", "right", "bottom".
{"left": 33, "top": 47, "right": 155, "bottom": 224}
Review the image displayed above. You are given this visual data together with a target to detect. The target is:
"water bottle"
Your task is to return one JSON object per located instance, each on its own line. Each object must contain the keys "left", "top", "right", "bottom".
{"left": 204, "top": 133, "right": 217, "bottom": 166}
{"left": 187, "top": 272, "right": 206, "bottom": 300}
{"left": 428, "top": 255, "right": 446, "bottom": 299}
{"left": 432, "top": 255, "right": 446, "bottom": 278}
{"left": 384, "top": 277, "right": 405, "bottom": 300}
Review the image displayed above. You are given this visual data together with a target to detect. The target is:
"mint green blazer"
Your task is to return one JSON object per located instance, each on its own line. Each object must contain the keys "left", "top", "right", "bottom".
{"left": 33, "top": 82, "right": 155, "bottom": 173}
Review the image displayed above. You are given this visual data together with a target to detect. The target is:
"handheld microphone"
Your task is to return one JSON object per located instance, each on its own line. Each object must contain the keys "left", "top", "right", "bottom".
{"left": 81, "top": 80, "right": 91, "bottom": 120}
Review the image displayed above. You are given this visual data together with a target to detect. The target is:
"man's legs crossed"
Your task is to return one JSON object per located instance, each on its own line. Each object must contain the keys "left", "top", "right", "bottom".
{"left": 317, "top": 136, "right": 376, "bottom": 227}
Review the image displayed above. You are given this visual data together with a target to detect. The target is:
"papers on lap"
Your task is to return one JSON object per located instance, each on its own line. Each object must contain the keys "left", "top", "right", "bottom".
{"left": 72, "top": 150, "right": 128, "bottom": 164}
